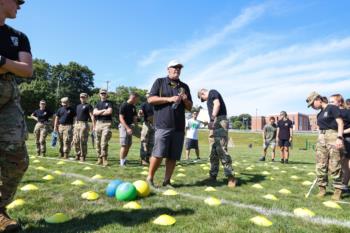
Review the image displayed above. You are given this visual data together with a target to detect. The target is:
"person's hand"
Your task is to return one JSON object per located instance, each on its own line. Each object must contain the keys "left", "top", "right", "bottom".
{"left": 168, "top": 96, "right": 181, "bottom": 103}
{"left": 289, "top": 137, "right": 293, "bottom": 142}
{"left": 336, "top": 138, "right": 343, "bottom": 149}
{"left": 208, "top": 122, "right": 214, "bottom": 130}
{"left": 127, "top": 128, "right": 133, "bottom": 135}
{"left": 181, "top": 93, "right": 188, "bottom": 101}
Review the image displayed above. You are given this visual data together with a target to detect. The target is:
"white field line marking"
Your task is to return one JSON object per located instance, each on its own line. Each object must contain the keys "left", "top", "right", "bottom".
{"left": 40, "top": 168, "right": 350, "bottom": 229}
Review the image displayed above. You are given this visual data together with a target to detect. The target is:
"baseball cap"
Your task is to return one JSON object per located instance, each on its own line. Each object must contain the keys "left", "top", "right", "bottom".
{"left": 18, "top": 0, "right": 25, "bottom": 5}
{"left": 306, "top": 91, "right": 321, "bottom": 108}
{"left": 61, "top": 97, "right": 69, "bottom": 103}
{"left": 39, "top": 100, "right": 46, "bottom": 104}
{"left": 167, "top": 60, "right": 183, "bottom": 69}
{"left": 99, "top": 89, "right": 107, "bottom": 94}
{"left": 80, "top": 93, "right": 88, "bottom": 98}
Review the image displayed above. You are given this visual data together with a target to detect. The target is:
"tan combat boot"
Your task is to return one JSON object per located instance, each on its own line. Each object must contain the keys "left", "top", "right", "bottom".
{"left": 331, "top": 188, "right": 342, "bottom": 201}
{"left": 42, "top": 153, "right": 46, "bottom": 157}
{"left": 63, "top": 153, "right": 68, "bottom": 159}
{"left": 80, "top": 156, "right": 85, "bottom": 162}
{"left": 96, "top": 158, "right": 103, "bottom": 165}
{"left": 0, "top": 210, "right": 20, "bottom": 232}
{"left": 102, "top": 157, "right": 108, "bottom": 167}
{"left": 317, "top": 186, "right": 326, "bottom": 198}
{"left": 227, "top": 176, "right": 237, "bottom": 188}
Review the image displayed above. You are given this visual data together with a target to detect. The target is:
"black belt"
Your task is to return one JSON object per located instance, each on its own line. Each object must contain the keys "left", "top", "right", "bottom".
{"left": 60, "top": 123, "right": 73, "bottom": 126}
{"left": 97, "top": 120, "right": 112, "bottom": 123}
{"left": 320, "top": 129, "right": 336, "bottom": 134}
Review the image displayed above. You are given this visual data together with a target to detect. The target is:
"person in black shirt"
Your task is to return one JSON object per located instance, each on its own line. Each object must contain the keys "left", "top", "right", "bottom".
{"left": 138, "top": 93, "right": 154, "bottom": 165}
{"left": 93, "top": 89, "right": 113, "bottom": 166}
{"left": 54, "top": 97, "right": 76, "bottom": 159}
{"left": 147, "top": 60, "right": 192, "bottom": 187}
{"left": 73, "top": 93, "right": 94, "bottom": 162}
{"left": 31, "top": 100, "right": 53, "bottom": 157}
{"left": 0, "top": 1, "right": 32, "bottom": 231}
{"left": 197, "top": 88, "right": 236, "bottom": 188}
{"left": 119, "top": 92, "right": 139, "bottom": 166}
{"left": 329, "top": 94, "right": 350, "bottom": 193}
{"left": 276, "top": 111, "right": 293, "bottom": 164}
{"left": 306, "top": 91, "right": 344, "bottom": 200}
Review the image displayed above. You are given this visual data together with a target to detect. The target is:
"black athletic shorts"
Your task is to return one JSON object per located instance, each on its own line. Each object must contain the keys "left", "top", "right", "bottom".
{"left": 185, "top": 138, "right": 198, "bottom": 150}
{"left": 278, "top": 139, "right": 291, "bottom": 147}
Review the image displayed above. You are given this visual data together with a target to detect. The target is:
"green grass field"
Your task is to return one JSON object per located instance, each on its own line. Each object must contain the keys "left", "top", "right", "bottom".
{"left": 9, "top": 130, "right": 350, "bottom": 233}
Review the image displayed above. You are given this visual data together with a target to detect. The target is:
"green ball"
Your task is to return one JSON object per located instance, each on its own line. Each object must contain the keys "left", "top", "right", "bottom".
{"left": 115, "top": 182, "right": 137, "bottom": 201}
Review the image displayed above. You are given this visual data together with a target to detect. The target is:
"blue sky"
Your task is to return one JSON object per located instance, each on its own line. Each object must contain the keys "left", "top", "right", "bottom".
{"left": 8, "top": 0, "right": 350, "bottom": 116}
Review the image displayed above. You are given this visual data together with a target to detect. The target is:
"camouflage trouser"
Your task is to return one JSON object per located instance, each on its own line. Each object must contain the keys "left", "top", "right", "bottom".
{"left": 140, "top": 122, "right": 154, "bottom": 161}
{"left": 73, "top": 121, "right": 89, "bottom": 159}
{"left": 316, "top": 130, "right": 344, "bottom": 189}
{"left": 209, "top": 116, "right": 234, "bottom": 178}
{"left": 34, "top": 122, "right": 49, "bottom": 155}
{"left": 58, "top": 124, "right": 73, "bottom": 157}
{"left": 0, "top": 142, "right": 29, "bottom": 209}
{"left": 95, "top": 121, "right": 112, "bottom": 158}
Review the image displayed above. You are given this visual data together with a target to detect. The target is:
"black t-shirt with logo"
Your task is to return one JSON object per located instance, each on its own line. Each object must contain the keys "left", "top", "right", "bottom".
{"left": 149, "top": 77, "right": 192, "bottom": 132}
{"left": 95, "top": 100, "right": 113, "bottom": 121}
{"left": 141, "top": 102, "right": 154, "bottom": 122}
{"left": 317, "top": 104, "right": 340, "bottom": 130}
{"left": 277, "top": 119, "right": 293, "bottom": 140}
{"left": 0, "top": 24, "right": 31, "bottom": 62}
{"left": 119, "top": 102, "right": 136, "bottom": 125}
{"left": 56, "top": 106, "right": 76, "bottom": 125}
{"left": 32, "top": 109, "right": 53, "bottom": 123}
{"left": 76, "top": 103, "right": 93, "bottom": 122}
{"left": 207, "top": 90, "right": 227, "bottom": 121}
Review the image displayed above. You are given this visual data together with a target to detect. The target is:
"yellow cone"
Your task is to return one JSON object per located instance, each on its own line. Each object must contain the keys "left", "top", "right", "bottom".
{"left": 81, "top": 191, "right": 99, "bottom": 201}
{"left": 272, "top": 167, "right": 279, "bottom": 170}
{"left": 20, "top": 184, "right": 39, "bottom": 191}
{"left": 307, "top": 172, "right": 316, "bottom": 176}
{"left": 290, "top": 175, "right": 299, "bottom": 180}
{"left": 246, "top": 167, "right": 253, "bottom": 171}
{"left": 45, "top": 213, "right": 70, "bottom": 224}
{"left": 278, "top": 189, "right": 291, "bottom": 194}
{"left": 142, "top": 167, "right": 148, "bottom": 170}
{"left": 123, "top": 201, "right": 142, "bottom": 210}
{"left": 200, "top": 164, "right": 206, "bottom": 167}
{"left": 53, "top": 170, "right": 63, "bottom": 175}
{"left": 252, "top": 184, "right": 263, "bottom": 189}
{"left": 83, "top": 166, "right": 92, "bottom": 171}
{"left": 153, "top": 214, "right": 176, "bottom": 226}
{"left": 204, "top": 197, "right": 221, "bottom": 206}
{"left": 204, "top": 187, "right": 217, "bottom": 192}
{"left": 35, "top": 166, "right": 47, "bottom": 171}
{"left": 178, "top": 168, "right": 186, "bottom": 172}
{"left": 262, "top": 171, "right": 271, "bottom": 175}
{"left": 293, "top": 208, "right": 315, "bottom": 217}
{"left": 42, "top": 175, "right": 55, "bottom": 181}
{"left": 162, "top": 189, "right": 178, "bottom": 196}
{"left": 202, "top": 167, "right": 210, "bottom": 171}
{"left": 71, "top": 180, "right": 86, "bottom": 186}
{"left": 323, "top": 201, "right": 342, "bottom": 209}
{"left": 176, "top": 173, "right": 186, "bottom": 177}
{"left": 91, "top": 174, "right": 103, "bottom": 180}
{"left": 177, "top": 165, "right": 182, "bottom": 167}
{"left": 263, "top": 194, "right": 278, "bottom": 201}
{"left": 140, "top": 171, "right": 148, "bottom": 175}
{"left": 281, "top": 170, "right": 287, "bottom": 173}
{"left": 250, "top": 216, "right": 273, "bottom": 227}
{"left": 33, "top": 160, "right": 40, "bottom": 164}
{"left": 57, "top": 161, "right": 66, "bottom": 165}
{"left": 6, "top": 199, "right": 25, "bottom": 209}
{"left": 302, "top": 181, "right": 313, "bottom": 186}
{"left": 270, "top": 177, "right": 275, "bottom": 181}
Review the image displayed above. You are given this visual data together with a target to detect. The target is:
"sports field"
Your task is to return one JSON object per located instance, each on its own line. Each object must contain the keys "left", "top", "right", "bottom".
{"left": 10, "top": 130, "right": 350, "bottom": 233}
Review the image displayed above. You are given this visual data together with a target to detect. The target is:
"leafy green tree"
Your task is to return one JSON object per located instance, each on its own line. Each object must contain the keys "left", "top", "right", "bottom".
{"left": 232, "top": 121, "right": 243, "bottom": 129}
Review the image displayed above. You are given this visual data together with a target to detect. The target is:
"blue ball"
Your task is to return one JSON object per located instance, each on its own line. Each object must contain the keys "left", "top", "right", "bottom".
{"left": 106, "top": 180, "right": 123, "bottom": 197}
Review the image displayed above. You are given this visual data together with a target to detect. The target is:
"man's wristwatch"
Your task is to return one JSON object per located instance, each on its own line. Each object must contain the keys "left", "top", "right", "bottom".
{"left": 0, "top": 55, "right": 7, "bottom": 67}
{"left": 337, "top": 136, "right": 344, "bottom": 140}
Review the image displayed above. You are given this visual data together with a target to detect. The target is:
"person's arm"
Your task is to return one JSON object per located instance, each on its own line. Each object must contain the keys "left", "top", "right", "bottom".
{"left": 262, "top": 127, "right": 266, "bottom": 142}
{"left": 336, "top": 118, "right": 344, "bottom": 149}
{"left": 148, "top": 95, "right": 180, "bottom": 105}
{"left": 276, "top": 127, "right": 280, "bottom": 143}
{"left": 212, "top": 99, "right": 221, "bottom": 120}
{"left": 119, "top": 114, "right": 132, "bottom": 135}
{"left": 181, "top": 93, "right": 193, "bottom": 111}
{"left": 31, "top": 112, "right": 38, "bottom": 122}
{"left": 54, "top": 115, "right": 59, "bottom": 132}
{"left": 101, "top": 107, "right": 112, "bottom": 116}
{"left": 344, "top": 128, "right": 350, "bottom": 134}
{"left": 89, "top": 112, "right": 95, "bottom": 131}
{"left": 1, "top": 52, "right": 33, "bottom": 78}
{"left": 289, "top": 124, "right": 293, "bottom": 142}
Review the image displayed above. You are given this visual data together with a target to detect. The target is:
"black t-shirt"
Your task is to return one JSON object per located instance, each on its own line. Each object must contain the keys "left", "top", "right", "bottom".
{"left": 119, "top": 102, "right": 136, "bottom": 125}
{"left": 341, "top": 108, "right": 350, "bottom": 130}
{"left": 317, "top": 104, "right": 340, "bottom": 130}
{"left": 95, "top": 100, "right": 113, "bottom": 121}
{"left": 76, "top": 103, "right": 93, "bottom": 122}
{"left": 56, "top": 106, "right": 76, "bottom": 125}
{"left": 0, "top": 24, "right": 31, "bottom": 62}
{"left": 207, "top": 90, "right": 227, "bottom": 121}
{"left": 141, "top": 102, "right": 154, "bottom": 122}
{"left": 277, "top": 119, "right": 293, "bottom": 140}
{"left": 32, "top": 109, "right": 53, "bottom": 123}
{"left": 149, "top": 77, "right": 192, "bottom": 132}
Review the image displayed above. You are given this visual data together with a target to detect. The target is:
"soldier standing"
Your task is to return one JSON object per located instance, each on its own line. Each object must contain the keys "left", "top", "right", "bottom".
{"left": 138, "top": 93, "right": 154, "bottom": 165}
{"left": 54, "top": 97, "right": 76, "bottom": 159}
{"left": 93, "top": 89, "right": 113, "bottom": 166}
{"left": 31, "top": 100, "right": 53, "bottom": 157}
{"left": 306, "top": 92, "right": 344, "bottom": 201}
{"left": 0, "top": 0, "right": 32, "bottom": 231}
{"left": 74, "top": 93, "right": 94, "bottom": 162}
{"left": 197, "top": 88, "right": 236, "bottom": 188}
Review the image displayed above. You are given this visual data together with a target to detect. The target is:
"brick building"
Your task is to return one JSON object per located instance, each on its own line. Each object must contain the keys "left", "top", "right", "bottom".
{"left": 251, "top": 112, "right": 318, "bottom": 131}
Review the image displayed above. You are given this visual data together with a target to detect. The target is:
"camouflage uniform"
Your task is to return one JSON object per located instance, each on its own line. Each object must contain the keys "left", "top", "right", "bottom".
{"left": 140, "top": 121, "right": 155, "bottom": 162}
{"left": 209, "top": 115, "right": 234, "bottom": 178}
{"left": 316, "top": 130, "right": 344, "bottom": 189}
{"left": 58, "top": 125, "right": 73, "bottom": 158}
{"left": 95, "top": 121, "right": 112, "bottom": 159}
{"left": 33, "top": 122, "right": 50, "bottom": 156}
{"left": 73, "top": 121, "right": 89, "bottom": 160}
{"left": 0, "top": 74, "right": 29, "bottom": 210}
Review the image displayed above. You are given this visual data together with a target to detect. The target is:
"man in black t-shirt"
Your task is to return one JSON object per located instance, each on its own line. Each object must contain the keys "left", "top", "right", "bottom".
{"left": 73, "top": 93, "right": 94, "bottom": 162}
{"left": 31, "top": 100, "right": 53, "bottom": 157}
{"left": 54, "top": 97, "right": 76, "bottom": 159}
{"left": 119, "top": 92, "right": 139, "bottom": 166}
{"left": 0, "top": 1, "right": 32, "bottom": 230}
{"left": 93, "top": 89, "right": 113, "bottom": 166}
{"left": 276, "top": 111, "right": 293, "bottom": 164}
{"left": 147, "top": 60, "right": 193, "bottom": 187}
{"left": 197, "top": 89, "right": 236, "bottom": 188}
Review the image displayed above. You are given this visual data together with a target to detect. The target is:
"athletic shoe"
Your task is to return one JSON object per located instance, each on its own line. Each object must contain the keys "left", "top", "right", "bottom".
{"left": 280, "top": 159, "right": 284, "bottom": 164}
{"left": 284, "top": 159, "right": 289, "bottom": 164}
{"left": 271, "top": 158, "right": 275, "bottom": 162}
{"left": 147, "top": 179, "right": 156, "bottom": 188}
{"left": 259, "top": 156, "right": 266, "bottom": 161}
{"left": 162, "top": 180, "right": 174, "bottom": 189}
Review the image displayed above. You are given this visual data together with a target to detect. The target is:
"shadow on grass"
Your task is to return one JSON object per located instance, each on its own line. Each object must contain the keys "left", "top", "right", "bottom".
{"left": 22, "top": 207, "right": 194, "bottom": 233}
